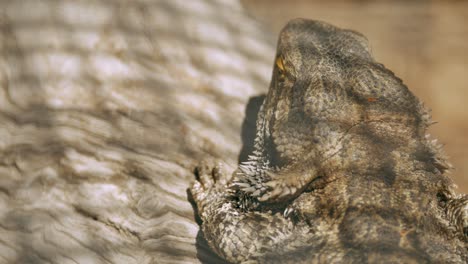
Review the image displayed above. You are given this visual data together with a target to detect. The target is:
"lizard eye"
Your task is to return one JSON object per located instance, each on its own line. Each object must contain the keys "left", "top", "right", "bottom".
{"left": 276, "top": 56, "right": 286, "bottom": 74}
{"left": 275, "top": 55, "right": 288, "bottom": 84}
{"left": 275, "top": 55, "right": 295, "bottom": 85}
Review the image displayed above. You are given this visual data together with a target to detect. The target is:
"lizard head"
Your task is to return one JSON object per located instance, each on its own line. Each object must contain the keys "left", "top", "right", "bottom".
{"left": 261, "top": 18, "right": 431, "bottom": 171}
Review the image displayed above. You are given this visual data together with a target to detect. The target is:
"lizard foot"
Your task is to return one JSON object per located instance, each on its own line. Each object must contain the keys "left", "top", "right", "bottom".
{"left": 257, "top": 171, "right": 302, "bottom": 202}
{"left": 190, "top": 161, "right": 228, "bottom": 212}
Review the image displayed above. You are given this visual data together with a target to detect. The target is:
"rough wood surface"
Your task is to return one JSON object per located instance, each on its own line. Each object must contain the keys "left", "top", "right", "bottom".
{"left": 0, "top": 0, "right": 275, "bottom": 263}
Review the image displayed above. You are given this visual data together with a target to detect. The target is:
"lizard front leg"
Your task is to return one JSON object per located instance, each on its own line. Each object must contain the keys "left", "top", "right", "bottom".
{"left": 232, "top": 160, "right": 319, "bottom": 204}
{"left": 190, "top": 162, "right": 311, "bottom": 263}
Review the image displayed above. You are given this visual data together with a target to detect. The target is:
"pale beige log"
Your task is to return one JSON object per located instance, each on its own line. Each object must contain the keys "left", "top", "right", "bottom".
{"left": 0, "top": 0, "right": 275, "bottom": 263}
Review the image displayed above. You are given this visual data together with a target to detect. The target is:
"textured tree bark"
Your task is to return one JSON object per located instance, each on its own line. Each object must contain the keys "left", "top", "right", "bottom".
{"left": 0, "top": 0, "right": 274, "bottom": 263}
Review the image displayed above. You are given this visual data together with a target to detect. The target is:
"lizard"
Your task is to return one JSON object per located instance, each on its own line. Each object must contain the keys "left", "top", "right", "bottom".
{"left": 190, "top": 18, "right": 468, "bottom": 263}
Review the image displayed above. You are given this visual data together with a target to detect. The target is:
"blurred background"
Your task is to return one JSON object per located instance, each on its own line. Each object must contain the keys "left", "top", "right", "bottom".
{"left": 241, "top": 0, "right": 468, "bottom": 192}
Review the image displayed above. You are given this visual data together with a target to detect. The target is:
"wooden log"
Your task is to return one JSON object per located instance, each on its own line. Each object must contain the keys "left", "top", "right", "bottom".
{"left": 0, "top": 0, "right": 275, "bottom": 263}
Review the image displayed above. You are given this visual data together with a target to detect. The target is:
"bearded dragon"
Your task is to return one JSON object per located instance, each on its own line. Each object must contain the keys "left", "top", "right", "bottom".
{"left": 190, "top": 18, "right": 467, "bottom": 263}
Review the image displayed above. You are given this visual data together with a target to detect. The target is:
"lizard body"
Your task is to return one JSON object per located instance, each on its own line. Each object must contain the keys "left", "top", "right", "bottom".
{"left": 190, "top": 19, "right": 467, "bottom": 263}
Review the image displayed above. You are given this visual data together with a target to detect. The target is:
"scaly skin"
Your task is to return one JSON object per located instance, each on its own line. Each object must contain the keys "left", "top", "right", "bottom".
{"left": 190, "top": 19, "right": 467, "bottom": 263}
